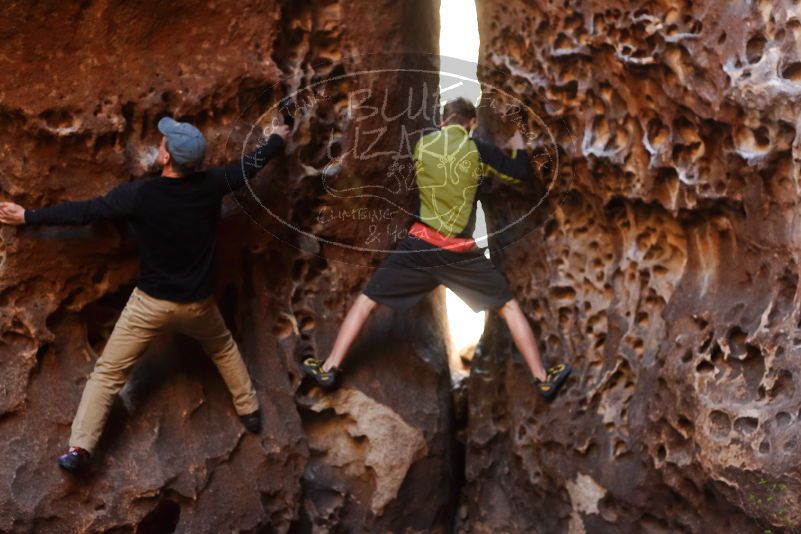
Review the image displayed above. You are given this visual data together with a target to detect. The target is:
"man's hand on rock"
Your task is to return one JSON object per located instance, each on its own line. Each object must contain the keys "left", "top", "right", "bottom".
{"left": 0, "top": 202, "right": 25, "bottom": 225}
{"left": 507, "top": 130, "right": 526, "bottom": 151}
{"left": 268, "top": 124, "right": 291, "bottom": 142}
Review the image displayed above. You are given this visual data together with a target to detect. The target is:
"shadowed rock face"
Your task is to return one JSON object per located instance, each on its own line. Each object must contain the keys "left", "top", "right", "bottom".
{"left": 0, "top": 1, "right": 454, "bottom": 533}
{"left": 460, "top": 0, "right": 801, "bottom": 532}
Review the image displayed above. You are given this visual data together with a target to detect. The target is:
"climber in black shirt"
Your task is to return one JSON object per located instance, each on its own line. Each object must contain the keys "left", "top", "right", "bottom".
{"left": 0, "top": 117, "right": 289, "bottom": 473}
{"left": 20, "top": 120, "right": 287, "bottom": 302}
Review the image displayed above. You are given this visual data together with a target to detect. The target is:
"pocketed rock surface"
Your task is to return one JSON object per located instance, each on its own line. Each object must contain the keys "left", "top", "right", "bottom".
{"left": 0, "top": 2, "right": 454, "bottom": 533}
{"left": 459, "top": 0, "right": 801, "bottom": 532}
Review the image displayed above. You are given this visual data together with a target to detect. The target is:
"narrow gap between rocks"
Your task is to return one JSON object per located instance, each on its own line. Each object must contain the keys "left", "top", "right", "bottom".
{"left": 440, "top": 0, "right": 487, "bottom": 382}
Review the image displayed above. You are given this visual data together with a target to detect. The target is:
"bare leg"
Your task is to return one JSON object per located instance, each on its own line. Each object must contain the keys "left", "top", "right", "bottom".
{"left": 322, "top": 294, "right": 379, "bottom": 372}
{"left": 498, "top": 299, "right": 547, "bottom": 382}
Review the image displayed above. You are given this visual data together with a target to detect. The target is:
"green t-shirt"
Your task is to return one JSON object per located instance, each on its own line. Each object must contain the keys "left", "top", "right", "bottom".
{"left": 413, "top": 124, "right": 532, "bottom": 237}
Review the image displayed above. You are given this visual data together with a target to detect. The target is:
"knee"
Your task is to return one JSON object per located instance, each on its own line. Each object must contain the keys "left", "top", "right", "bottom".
{"left": 205, "top": 335, "right": 238, "bottom": 359}
{"left": 357, "top": 293, "right": 379, "bottom": 313}
{"left": 498, "top": 298, "right": 517, "bottom": 318}
{"left": 89, "top": 362, "right": 128, "bottom": 389}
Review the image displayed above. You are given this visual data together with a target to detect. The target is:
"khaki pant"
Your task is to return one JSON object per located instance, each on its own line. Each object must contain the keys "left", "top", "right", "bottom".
{"left": 70, "top": 287, "right": 259, "bottom": 452}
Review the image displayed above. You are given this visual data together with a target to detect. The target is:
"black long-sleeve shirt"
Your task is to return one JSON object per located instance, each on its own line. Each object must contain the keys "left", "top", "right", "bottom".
{"left": 25, "top": 134, "right": 285, "bottom": 302}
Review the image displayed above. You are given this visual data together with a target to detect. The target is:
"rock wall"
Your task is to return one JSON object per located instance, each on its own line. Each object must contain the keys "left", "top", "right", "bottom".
{"left": 4, "top": 0, "right": 801, "bottom": 532}
{"left": 461, "top": 0, "right": 801, "bottom": 532}
{"left": 0, "top": 1, "right": 453, "bottom": 533}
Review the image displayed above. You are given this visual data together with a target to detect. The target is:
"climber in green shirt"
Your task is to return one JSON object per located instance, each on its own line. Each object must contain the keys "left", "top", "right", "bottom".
{"left": 301, "top": 97, "right": 571, "bottom": 399}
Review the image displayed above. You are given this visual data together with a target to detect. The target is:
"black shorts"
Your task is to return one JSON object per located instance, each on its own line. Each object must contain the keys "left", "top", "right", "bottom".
{"left": 363, "top": 236, "right": 514, "bottom": 313}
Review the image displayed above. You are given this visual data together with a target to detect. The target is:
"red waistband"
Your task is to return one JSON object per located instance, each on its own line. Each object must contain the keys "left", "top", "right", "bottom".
{"left": 408, "top": 221, "right": 477, "bottom": 252}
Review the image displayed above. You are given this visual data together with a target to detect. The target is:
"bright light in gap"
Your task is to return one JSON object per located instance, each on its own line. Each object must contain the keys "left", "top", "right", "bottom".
{"left": 446, "top": 288, "right": 486, "bottom": 356}
{"left": 440, "top": 0, "right": 479, "bottom": 70}
{"left": 439, "top": 0, "right": 480, "bottom": 105}
{"left": 440, "top": 0, "right": 486, "bottom": 363}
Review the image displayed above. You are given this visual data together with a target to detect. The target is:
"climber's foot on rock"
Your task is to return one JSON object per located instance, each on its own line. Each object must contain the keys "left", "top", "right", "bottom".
{"left": 301, "top": 356, "right": 338, "bottom": 390}
{"left": 535, "top": 363, "right": 572, "bottom": 400}
{"left": 58, "top": 447, "right": 91, "bottom": 473}
{"left": 240, "top": 409, "right": 261, "bottom": 434}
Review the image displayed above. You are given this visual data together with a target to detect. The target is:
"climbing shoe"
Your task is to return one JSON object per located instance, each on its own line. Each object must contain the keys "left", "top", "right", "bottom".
{"left": 240, "top": 409, "right": 262, "bottom": 434}
{"left": 536, "top": 363, "right": 572, "bottom": 400}
{"left": 58, "top": 447, "right": 91, "bottom": 473}
{"left": 301, "top": 356, "right": 338, "bottom": 389}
